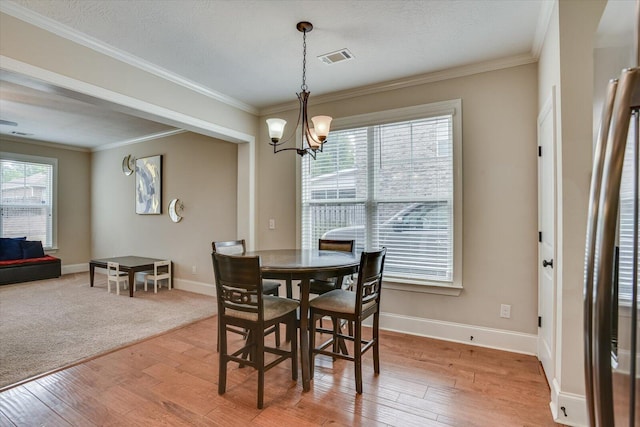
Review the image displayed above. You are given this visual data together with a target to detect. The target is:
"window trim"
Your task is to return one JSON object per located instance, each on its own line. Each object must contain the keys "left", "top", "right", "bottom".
{"left": 296, "top": 100, "right": 463, "bottom": 292}
{"left": 0, "top": 151, "right": 58, "bottom": 250}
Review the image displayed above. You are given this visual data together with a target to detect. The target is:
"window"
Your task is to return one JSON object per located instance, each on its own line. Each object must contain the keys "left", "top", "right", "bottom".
{"left": 0, "top": 152, "right": 57, "bottom": 249}
{"left": 301, "top": 100, "right": 462, "bottom": 287}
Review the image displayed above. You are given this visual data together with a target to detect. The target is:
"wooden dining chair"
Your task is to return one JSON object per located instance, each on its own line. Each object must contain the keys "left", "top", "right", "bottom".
{"left": 309, "top": 248, "right": 386, "bottom": 394}
{"left": 212, "top": 240, "right": 282, "bottom": 349}
{"left": 212, "top": 240, "right": 281, "bottom": 296}
{"left": 309, "top": 239, "right": 355, "bottom": 294}
{"left": 212, "top": 252, "right": 298, "bottom": 409}
{"left": 106, "top": 261, "right": 128, "bottom": 295}
{"left": 306, "top": 239, "right": 355, "bottom": 333}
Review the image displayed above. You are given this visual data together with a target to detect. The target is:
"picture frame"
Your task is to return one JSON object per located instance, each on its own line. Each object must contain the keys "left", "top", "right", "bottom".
{"left": 135, "top": 155, "right": 162, "bottom": 214}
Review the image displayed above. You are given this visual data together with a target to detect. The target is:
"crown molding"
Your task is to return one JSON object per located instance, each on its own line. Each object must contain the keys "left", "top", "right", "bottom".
{"left": 91, "top": 129, "right": 186, "bottom": 152}
{"left": 260, "top": 53, "right": 537, "bottom": 116}
{"left": 0, "top": 134, "right": 91, "bottom": 152}
{"left": 0, "top": 2, "right": 258, "bottom": 115}
{"left": 0, "top": 130, "right": 186, "bottom": 152}
{"left": 531, "top": 0, "right": 554, "bottom": 59}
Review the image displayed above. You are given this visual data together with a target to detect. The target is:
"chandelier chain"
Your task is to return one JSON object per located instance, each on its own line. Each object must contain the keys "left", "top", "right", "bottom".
{"left": 301, "top": 29, "right": 308, "bottom": 91}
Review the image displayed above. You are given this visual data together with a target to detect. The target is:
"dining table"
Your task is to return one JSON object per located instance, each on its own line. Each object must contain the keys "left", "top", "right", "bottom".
{"left": 243, "top": 248, "right": 359, "bottom": 392}
{"left": 89, "top": 256, "right": 169, "bottom": 298}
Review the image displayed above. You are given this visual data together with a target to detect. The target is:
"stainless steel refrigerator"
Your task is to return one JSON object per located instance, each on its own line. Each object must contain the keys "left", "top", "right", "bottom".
{"left": 584, "top": 63, "right": 640, "bottom": 425}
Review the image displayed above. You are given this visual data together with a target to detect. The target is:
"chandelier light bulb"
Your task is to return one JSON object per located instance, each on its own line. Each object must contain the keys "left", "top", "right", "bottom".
{"left": 311, "top": 116, "right": 332, "bottom": 142}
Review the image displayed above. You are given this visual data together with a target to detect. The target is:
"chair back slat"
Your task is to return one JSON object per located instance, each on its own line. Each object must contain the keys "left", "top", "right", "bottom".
{"left": 154, "top": 260, "right": 171, "bottom": 276}
{"left": 318, "top": 239, "right": 355, "bottom": 253}
{"left": 212, "top": 253, "right": 263, "bottom": 318}
{"left": 107, "top": 262, "right": 120, "bottom": 275}
{"left": 355, "top": 248, "right": 386, "bottom": 309}
{"left": 212, "top": 239, "right": 246, "bottom": 255}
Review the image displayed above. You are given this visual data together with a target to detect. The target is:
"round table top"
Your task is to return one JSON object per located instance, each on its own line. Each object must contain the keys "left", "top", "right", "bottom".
{"left": 244, "top": 249, "right": 359, "bottom": 274}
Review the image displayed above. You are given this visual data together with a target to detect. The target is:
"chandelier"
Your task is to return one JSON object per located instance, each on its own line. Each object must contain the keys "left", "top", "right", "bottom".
{"left": 266, "top": 21, "right": 332, "bottom": 158}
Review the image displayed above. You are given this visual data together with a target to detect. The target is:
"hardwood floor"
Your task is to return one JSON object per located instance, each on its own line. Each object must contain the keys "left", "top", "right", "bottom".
{"left": 0, "top": 316, "right": 560, "bottom": 426}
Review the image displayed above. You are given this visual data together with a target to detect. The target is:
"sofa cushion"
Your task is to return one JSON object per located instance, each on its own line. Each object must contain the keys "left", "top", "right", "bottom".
{"left": 0, "top": 255, "right": 59, "bottom": 268}
{"left": 0, "top": 237, "right": 27, "bottom": 261}
{"left": 21, "top": 240, "right": 45, "bottom": 259}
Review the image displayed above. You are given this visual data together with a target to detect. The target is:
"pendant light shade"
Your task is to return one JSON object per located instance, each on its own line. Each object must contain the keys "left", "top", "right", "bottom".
{"left": 266, "top": 118, "right": 287, "bottom": 143}
{"left": 310, "top": 115, "right": 332, "bottom": 142}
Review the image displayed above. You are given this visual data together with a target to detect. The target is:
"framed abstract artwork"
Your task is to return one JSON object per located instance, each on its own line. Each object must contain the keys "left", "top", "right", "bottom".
{"left": 135, "top": 155, "right": 162, "bottom": 214}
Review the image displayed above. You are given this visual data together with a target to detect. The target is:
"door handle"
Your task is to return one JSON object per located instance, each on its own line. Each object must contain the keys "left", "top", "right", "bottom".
{"left": 543, "top": 259, "right": 554, "bottom": 268}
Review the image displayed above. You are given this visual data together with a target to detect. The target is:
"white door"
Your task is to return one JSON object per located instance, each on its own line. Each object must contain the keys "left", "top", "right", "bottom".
{"left": 537, "top": 88, "right": 557, "bottom": 386}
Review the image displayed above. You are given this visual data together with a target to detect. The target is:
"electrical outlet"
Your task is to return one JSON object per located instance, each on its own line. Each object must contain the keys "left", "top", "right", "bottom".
{"left": 191, "top": 265, "right": 197, "bottom": 274}
{"left": 269, "top": 219, "right": 276, "bottom": 230}
{"left": 500, "top": 304, "right": 511, "bottom": 318}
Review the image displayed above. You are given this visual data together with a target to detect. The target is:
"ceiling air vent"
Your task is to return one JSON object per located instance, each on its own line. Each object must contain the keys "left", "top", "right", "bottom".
{"left": 10, "top": 131, "right": 33, "bottom": 136}
{"left": 318, "top": 48, "right": 354, "bottom": 65}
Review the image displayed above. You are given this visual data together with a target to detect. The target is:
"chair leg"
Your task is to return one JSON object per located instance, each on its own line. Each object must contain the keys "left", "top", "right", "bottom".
{"left": 289, "top": 316, "right": 298, "bottom": 381}
{"left": 274, "top": 323, "right": 281, "bottom": 347}
{"left": 354, "top": 319, "right": 363, "bottom": 394}
{"left": 373, "top": 313, "right": 380, "bottom": 374}
{"left": 216, "top": 317, "right": 222, "bottom": 352}
{"left": 309, "top": 312, "right": 317, "bottom": 379}
{"left": 256, "top": 328, "right": 265, "bottom": 409}
{"left": 218, "top": 322, "right": 228, "bottom": 395}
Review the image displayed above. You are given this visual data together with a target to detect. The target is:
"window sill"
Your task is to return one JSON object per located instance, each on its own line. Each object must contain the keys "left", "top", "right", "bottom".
{"left": 383, "top": 276, "right": 463, "bottom": 296}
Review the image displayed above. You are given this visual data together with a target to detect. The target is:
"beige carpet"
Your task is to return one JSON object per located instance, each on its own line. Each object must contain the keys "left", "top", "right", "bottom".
{"left": 0, "top": 272, "right": 216, "bottom": 389}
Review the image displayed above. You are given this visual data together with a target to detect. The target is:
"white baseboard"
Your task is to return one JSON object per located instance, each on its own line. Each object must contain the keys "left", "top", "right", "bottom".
{"left": 62, "top": 263, "right": 88, "bottom": 274}
{"left": 173, "top": 278, "right": 216, "bottom": 297}
{"left": 550, "top": 378, "right": 587, "bottom": 426}
{"left": 378, "top": 312, "right": 538, "bottom": 355}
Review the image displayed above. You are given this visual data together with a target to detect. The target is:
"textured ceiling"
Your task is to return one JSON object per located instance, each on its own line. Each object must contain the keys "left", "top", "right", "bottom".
{"left": 6, "top": 0, "right": 547, "bottom": 109}
{"left": 1, "top": 0, "right": 552, "bottom": 149}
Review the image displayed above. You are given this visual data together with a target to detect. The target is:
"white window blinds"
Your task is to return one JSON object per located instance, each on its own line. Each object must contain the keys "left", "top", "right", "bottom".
{"left": 302, "top": 111, "right": 455, "bottom": 283}
{"left": 0, "top": 154, "right": 55, "bottom": 248}
{"left": 618, "top": 118, "right": 639, "bottom": 302}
